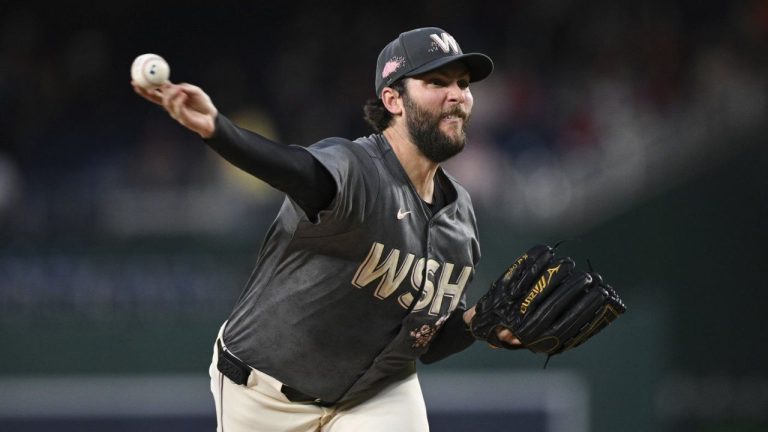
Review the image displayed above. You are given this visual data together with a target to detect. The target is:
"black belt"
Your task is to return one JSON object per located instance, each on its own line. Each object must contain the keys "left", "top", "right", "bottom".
{"left": 216, "top": 339, "right": 334, "bottom": 407}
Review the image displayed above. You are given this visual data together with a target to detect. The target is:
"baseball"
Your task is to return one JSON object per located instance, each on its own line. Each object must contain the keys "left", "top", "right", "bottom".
{"left": 131, "top": 53, "right": 170, "bottom": 89}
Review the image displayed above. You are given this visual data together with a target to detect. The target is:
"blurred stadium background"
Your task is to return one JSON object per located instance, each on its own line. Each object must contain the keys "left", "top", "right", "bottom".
{"left": 1, "top": 1, "right": 766, "bottom": 431}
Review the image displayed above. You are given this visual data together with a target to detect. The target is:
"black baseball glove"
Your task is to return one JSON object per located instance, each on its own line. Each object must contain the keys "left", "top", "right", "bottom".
{"left": 470, "top": 244, "right": 626, "bottom": 355}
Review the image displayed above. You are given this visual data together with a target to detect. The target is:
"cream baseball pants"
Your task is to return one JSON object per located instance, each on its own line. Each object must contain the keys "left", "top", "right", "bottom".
{"left": 209, "top": 324, "right": 430, "bottom": 432}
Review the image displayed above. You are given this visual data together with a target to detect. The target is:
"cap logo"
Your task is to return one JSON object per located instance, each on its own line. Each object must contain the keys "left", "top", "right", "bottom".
{"left": 429, "top": 33, "right": 459, "bottom": 54}
{"left": 382, "top": 56, "right": 405, "bottom": 79}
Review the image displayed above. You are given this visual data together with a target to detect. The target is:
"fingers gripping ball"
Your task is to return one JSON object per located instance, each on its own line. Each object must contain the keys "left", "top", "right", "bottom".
{"left": 131, "top": 53, "right": 170, "bottom": 89}
{"left": 470, "top": 244, "right": 627, "bottom": 355}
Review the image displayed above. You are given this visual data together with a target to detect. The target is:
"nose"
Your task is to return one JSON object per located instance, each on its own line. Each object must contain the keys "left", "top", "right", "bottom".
{"left": 446, "top": 82, "right": 465, "bottom": 103}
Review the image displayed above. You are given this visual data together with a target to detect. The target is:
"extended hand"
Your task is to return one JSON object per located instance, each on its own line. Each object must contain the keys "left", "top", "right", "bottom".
{"left": 131, "top": 81, "right": 218, "bottom": 139}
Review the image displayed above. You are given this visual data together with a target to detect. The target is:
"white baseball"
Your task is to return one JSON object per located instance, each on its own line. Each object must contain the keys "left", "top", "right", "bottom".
{"left": 131, "top": 53, "right": 170, "bottom": 89}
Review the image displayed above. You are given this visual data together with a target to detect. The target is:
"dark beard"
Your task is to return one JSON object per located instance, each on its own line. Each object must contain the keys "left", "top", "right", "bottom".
{"left": 404, "top": 95, "right": 470, "bottom": 163}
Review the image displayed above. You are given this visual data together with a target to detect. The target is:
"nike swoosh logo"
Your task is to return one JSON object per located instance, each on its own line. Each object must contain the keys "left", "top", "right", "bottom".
{"left": 397, "top": 209, "right": 412, "bottom": 220}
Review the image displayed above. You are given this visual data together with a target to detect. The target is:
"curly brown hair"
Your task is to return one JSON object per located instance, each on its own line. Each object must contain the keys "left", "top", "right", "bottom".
{"left": 362, "top": 80, "right": 407, "bottom": 133}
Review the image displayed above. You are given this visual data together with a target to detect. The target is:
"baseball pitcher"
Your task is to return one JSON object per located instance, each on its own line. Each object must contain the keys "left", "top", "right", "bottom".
{"left": 132, "top": 27, "right": 625, "bottom": 432}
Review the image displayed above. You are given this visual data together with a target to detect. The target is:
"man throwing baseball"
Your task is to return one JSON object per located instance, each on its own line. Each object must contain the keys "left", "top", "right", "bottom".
{"left": 132, "top": 27, "right": 625, "bottom": 432}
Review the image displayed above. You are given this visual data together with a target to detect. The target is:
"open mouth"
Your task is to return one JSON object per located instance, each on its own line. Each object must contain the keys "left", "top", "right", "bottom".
{"left": 442, "top": 113, "right": 466, "bottom": 122}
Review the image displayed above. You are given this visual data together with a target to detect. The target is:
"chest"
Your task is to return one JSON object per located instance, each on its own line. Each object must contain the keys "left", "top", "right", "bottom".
{"left": 349, "top": 177, "right": 478, "bottom": 317}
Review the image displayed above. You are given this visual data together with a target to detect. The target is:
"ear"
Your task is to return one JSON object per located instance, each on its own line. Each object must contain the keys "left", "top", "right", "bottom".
{"left": 381, "top": 86, "right": 404, "bottom": 116}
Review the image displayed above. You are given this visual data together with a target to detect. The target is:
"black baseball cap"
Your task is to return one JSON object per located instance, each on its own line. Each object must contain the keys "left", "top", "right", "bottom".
{"left": 375, "top": 27, "right": 494, "bottom": 97}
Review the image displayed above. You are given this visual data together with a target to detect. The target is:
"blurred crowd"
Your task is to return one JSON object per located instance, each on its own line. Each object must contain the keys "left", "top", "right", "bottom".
{"left": 2, "top": 5, "right": 766, "bottom": 430}
{"left": 0, "top": 0, "right": 766, "bottom": 240}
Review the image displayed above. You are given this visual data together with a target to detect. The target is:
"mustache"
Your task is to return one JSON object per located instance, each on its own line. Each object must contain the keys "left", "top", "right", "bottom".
{"left": 441, "top": 106, "right": 469, "bottom": 120}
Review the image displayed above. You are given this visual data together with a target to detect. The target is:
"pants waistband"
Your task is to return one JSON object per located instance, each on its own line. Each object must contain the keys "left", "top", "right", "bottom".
{"left": 215, "top": 326, "right": 334, "bottom": 407}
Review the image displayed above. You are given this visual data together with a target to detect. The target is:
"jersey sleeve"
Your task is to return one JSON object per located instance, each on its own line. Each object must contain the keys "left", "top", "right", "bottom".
{"left": 292, "top": 138, "right": 380, "bottom": 234}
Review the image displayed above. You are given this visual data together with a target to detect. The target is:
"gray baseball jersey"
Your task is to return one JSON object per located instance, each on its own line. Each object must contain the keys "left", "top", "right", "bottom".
{"left": 222, "top": 133, "right": 480, "bottom": 403}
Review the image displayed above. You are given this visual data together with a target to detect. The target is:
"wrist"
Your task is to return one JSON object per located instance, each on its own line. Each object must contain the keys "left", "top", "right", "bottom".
{"left": 199, "top": 111, "right": 219, "bottom": 140}
{"left": 463, "top": 306, "right": 476, "bottom": 327}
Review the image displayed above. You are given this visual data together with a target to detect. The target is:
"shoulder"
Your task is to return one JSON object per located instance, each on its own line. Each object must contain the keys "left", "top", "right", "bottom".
{"left": 304, "top": 136, "right": 382, "bottom": 193}
{"left": 308, "top": 136, "right": 355, "bottom": 151}
{"left": 298, "top": 136, "right": 383, "bottom": 227}
{"left": 306, "top": 135, "right": 385, "bottom": 175}
{"left": 307, "top": 135, "right": 383, "bottom": 162}
{"left": 309, "top": 134, "right": 382, "bottom": 153}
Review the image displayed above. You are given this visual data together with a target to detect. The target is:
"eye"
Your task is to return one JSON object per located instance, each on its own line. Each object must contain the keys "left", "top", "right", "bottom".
{"left": 458, "top": 79, "right": 470, "bottom": 89}
{"left": 429, "top": 78, "right": 446, "bottom": 87}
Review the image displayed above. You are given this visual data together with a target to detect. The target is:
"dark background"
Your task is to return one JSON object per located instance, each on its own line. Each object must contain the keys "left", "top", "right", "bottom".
{"left": 1, "top": 1, "right": 767, "bottom": 431}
